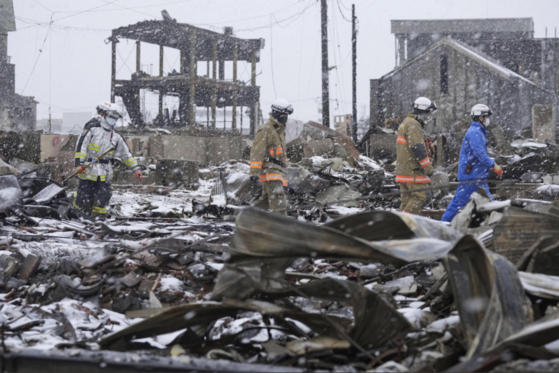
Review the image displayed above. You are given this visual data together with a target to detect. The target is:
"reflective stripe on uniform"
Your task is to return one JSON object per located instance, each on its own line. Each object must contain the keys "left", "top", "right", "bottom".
{"left": 72, "top": 200, "right": 82, "bottom": 210}
{"left": 92, "top": 206, "right": 107, "bottom": 214}
{"left": 78, "top": 173, "right": 112, "bottom": 182}
{"left": 419, "top": 157, "right": 431, "bottom": 167}
{"left": 396, "top": 136, "right": 408, "bottom": 145}
{"left": 87, "top": 143, "right": 101, "bottom": 151}
{"left": 75, "top": 152, "right": 86, "bottom": 159}
{"left": 275, "top": 146, "right": 284, "bottom": 155}
{"left": 259, "top": 173, "right": 288, "bottom": 187}
{"left": 250, "top": 161, "right": 263, "bottom": 169}
{"left": 395, "top": 175, "right": 430, "bottom": 183}
{"left": 414, "top": 176, "right": 431, "bottom": 183}
{"left": 124, "top": 158, "right": 137, "bottom": 166}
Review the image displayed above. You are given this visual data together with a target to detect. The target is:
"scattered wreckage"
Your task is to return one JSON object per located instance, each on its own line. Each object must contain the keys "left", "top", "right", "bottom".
{"left": 1, "top": 125, "right": 559, "bottom": 371}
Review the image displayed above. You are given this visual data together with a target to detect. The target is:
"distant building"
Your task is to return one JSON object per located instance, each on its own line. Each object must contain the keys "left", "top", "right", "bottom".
{"left": 370, "top": 18, "right": 559, "bottom": 136}
{"left": 0, "top": 0, "right": 37, "bottom": 132}
{"left": 62, "top": 112, "right": 93, "bottom": 134}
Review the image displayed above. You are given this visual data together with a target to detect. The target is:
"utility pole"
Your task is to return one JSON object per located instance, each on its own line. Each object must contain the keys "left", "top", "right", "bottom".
{"left": 321, "top": 0, "right": 330, "bottom": 128}
{"left": 351, "top": 4, "right": 357, "bottom": 142}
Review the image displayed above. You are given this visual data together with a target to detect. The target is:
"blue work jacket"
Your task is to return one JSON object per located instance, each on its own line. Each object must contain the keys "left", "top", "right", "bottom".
{"left": 457, "top": 122, "right": 495, "bottom": 181}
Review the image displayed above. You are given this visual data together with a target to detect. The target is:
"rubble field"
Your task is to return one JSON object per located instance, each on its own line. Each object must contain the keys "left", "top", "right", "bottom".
{"left": 2, "top": 123, "right": 559, "bottom": 372}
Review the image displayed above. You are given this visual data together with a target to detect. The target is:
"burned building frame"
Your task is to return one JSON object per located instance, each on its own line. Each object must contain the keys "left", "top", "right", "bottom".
{"left": 109, "top": 20, "right": 265, "bottom": 137}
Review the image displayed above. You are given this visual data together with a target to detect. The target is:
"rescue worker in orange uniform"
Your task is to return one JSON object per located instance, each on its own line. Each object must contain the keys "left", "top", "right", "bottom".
{"left": 396, "top": 97, "right": 437, "bottom": 215}
{"left": 249, "top": 99, "right": 293, "bottom": 214}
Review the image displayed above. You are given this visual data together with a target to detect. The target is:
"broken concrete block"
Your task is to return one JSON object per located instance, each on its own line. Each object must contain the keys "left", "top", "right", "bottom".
{"left": 532, "top": 105, "right": 556, "bottom": 144}
{"left": 18, "top": 255, "right": 41, "bottom": 281}
{"left": 138, "top": 280, "right": 155, "bottom": 299}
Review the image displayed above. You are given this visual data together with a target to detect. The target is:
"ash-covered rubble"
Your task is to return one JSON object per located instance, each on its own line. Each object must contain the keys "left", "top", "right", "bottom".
{"left": 3, "top": 126, "right": 559, "bottom": 372}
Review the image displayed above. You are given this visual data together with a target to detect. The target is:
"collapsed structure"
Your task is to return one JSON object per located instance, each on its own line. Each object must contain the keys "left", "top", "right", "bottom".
{"left": 110, "top": 18, "right": 264, "bottom": 137}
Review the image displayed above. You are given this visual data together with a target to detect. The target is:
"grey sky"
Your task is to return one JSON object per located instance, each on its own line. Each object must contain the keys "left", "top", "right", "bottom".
{"left": 10, "top": 0, "right": 559, "bottom": 124}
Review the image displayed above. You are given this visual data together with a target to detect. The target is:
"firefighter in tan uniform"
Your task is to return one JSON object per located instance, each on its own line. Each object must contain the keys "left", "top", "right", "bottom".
{"left": 396, "top": 97, "right": 437, "bottom": 215}
{"left": 249, "top": 99, "right": 293, "bottom": 214}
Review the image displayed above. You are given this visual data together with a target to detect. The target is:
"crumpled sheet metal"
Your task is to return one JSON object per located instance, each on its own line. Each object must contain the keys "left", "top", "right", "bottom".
{"left": 228, "top": 208, "right": 460, "bottom": 264}
{"left": 443, "top": 235, "right": 532, "bottom": 359}
{"left": 212, "top": 208, "right": 460, "bottom": 300}
{"left": 518, "top": 271, "right": 559, "bottom": 299}
{"left": 101, "top": 279, "right": 413, "bottom": 351}
{"left": 263, "top": 278, "right": 414, "bottom": 349}
{"left": 448, "top": 311, "right": 559, "bottom": 372}
{"left": 324, "top": 210, "right": 462, "bottom": 242}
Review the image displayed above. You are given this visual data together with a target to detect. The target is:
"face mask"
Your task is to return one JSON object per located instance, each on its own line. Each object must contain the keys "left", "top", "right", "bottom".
{"left": 106, "top": 117, "right": 117, "bottom": 127}
{"left": 485, "top": 118, "right": 490, "bottom": 126}
{"left": 278, "top": 116, "right": 288, "bottom": 125}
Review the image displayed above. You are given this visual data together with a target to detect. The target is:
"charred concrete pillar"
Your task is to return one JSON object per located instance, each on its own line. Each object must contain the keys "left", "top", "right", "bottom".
{"left": 250, "top": 49, "right": 256, "bottom": 138}
{"left": 232, "top": 43, "right": 238, "bottom": 132}
{"left": 189, "top": 29, "right": 197, "bottom": 129}
{"left": 532, "top": 105, "right": 556, "bottom": 143}
{"left": 159, "top": 45, "right": 164, "bottom": 117}
{"left": 136, "top": 41, "right": 141, "bottom": 73}
{"left": 369, "top": 79, "right": 380, "bottom": 129}
{"left": 110, "top": 37, "right": 117, "bottom": 102}
{"left": 211, "top": 40, "right": 217, "bottom": 128}
{"left": 0, "top": 32, "right": 7, "bottom": 63}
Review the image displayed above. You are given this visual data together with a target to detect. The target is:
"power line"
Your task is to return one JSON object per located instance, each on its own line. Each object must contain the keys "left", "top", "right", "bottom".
{"left": 31, "top": 0, "right": 52, "bottom": 13}
{"left": 336, "top": 0, "right": 352, "bottom": 21}
{"left": 17, "top": 0, "right": 120, "bottom": 30}
{"left": 101, "top": 0, "right": 156, "bottom": 19}
{"left": 237, "top": 0, "right": 316, "bottom": 32}
{"left": 337, "top": 0, "right": 352, "bottom": 11}
{"left": 21, "top": 26, "right": 51, "bottom": 94}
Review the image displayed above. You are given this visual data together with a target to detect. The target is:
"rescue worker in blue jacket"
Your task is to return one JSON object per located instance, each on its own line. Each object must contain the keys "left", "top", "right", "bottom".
{"left": 441, "top": 104, "right": 503, "bottom": 222}
{"left": 73, "top": 101, "right": 142, "bottom": 219}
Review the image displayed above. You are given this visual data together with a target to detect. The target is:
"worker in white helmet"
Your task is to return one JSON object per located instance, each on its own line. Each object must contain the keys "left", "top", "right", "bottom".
{"left": 441, "top": 104, "right": 503, "bottom": 222}
{"left": 249, "top": 98, "right": 293, "bottom": 214}
{"left": 73, "top": 101, "right": 142, "bottom": 218}
{"left": 395, "top": 97, "right": 437, "bottom": 215}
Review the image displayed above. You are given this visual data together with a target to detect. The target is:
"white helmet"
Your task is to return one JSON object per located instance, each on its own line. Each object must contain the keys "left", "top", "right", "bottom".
{"left": 271, "top": 98, "right": 294, "bottom": 115}
{"left": 96, "top": 101, "right": 122, "bottom": 119}
{"left": 412, "top": 97, "right": 437, "bottom": 113}
{"left": 470, "top": 104, "right": 492, "bottom": 119}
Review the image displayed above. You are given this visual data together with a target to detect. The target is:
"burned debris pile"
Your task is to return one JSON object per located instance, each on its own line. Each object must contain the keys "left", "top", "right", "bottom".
{"left": 2, "top": 125, "right": 559, "bottom": 371}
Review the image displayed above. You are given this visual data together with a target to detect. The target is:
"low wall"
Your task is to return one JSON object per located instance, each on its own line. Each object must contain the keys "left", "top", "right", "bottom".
{"left": 34, "top": 132, "right": 243, "bottom": 168}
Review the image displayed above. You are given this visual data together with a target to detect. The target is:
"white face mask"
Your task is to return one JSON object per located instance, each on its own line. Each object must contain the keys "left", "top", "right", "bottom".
{"left": 106, "top": 117, "right": 117, "bottom": 127}
{"left": 485, "top": 118, "right": 490, "bottom": 126}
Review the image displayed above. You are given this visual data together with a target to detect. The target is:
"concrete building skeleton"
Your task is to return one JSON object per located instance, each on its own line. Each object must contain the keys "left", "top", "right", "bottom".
{"left": 0, "top": 0, "right": 37, "bottom": 132}
{"left": 370, "top": 18, "right": 559, "bottom": 140}
{"left": 109, "top": 19, "right": 265, "bottom": 137}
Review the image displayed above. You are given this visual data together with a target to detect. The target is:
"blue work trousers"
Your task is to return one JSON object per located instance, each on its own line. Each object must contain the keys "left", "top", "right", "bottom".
{"left": 441, "top": 182, "right": 493, "bottom": 222}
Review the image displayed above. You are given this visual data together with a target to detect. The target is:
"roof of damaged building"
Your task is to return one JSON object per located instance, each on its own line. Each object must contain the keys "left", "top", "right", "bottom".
{"left": 391, "top": 18, "right": 534, "bottom": 35}
{"left": 111, "top": 20, "right": 265, "bottom": 61}
{"left": 381, "top": 37, "right": 538, "bottom": 87}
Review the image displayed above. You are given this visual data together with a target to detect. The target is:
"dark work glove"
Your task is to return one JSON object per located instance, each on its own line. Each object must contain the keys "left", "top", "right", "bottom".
{"left": 249, "top": 176, "right": 259, "bottom": 184}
